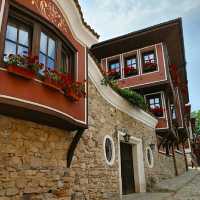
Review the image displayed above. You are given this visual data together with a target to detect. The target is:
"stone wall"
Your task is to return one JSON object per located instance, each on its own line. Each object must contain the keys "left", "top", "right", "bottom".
{"left": 0, "top": 115, "right": 75, "bottom": 200}
{"left": 68, "top": 80, "right": 165, "bottom": 199}
{"left": 0, "top": 80, "right": 186, "bottom": 200}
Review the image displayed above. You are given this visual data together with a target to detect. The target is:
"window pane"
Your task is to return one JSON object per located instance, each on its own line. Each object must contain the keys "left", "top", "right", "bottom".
{"left": 4, "top": 41, "right": 17, "bottom": 58}
{"left": 61, "top": 53, "right": 68, "bottom": 73}
{"left": 48, "top": 38, "right": 55, "bottom": 59}
{"left": 155, "top": 98, "right": 160, "bottom": 103}
{"left": 110, "top": 62, "right": 120, "bottom": 70}
{"left": 18, "top": 46, "right": 28, "bottom": 56}
{"left": 40, "top": 32, "right": 47, "bottom": 54}
{"left": 47, "top": 58, "right": 55, "bottom": 69}
{"left": 6, "top": 25, "right": 17, "bottom": 42}
{"left": 127, "top": 60, "right": 131, "bottom": 66}
{"left": 39, "top": 53, "right": 46, "bottom": 66}
{"left": 19, "top": 29, "right": 29, "bottom": 46}
{"left": 149, "top": 99, "right": 154, "bottom": 104}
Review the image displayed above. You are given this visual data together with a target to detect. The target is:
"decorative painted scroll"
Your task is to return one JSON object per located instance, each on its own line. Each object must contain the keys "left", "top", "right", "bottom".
{"left": 31, "top": 0, "right": 69, "bottom": 36}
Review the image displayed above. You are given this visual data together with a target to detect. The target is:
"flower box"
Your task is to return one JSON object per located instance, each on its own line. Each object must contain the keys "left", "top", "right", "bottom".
{"left": 143, "top": 63, "right": 157, "bottom": 73}
{"left": 65, "top": 91, "right": 81, "bottom": 102}
{"left": 7, "top": 65, "right": 35, "bottom": 79}
{"left": 124, "top": 67, "right": 138, "bottom": 77}
{"left": 64, "top": 82, "right": 86, "bottom": 102}
{"left": 43, "top": 77, "right": 63, "bottom": 91}
{"left": 150, "top": 107, "right": 163, "bottom": 117}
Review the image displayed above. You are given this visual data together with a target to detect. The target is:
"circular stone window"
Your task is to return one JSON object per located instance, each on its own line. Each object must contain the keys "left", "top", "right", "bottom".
{"left": 103, "top": 135, "right": 115, "bottom": 166}
{"left": 146, "top": 147, "right": 154, "bottom": 168}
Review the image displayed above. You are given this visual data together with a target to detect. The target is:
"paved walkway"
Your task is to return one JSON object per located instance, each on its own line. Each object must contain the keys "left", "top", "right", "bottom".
{"left": 123, "top": 169, "right": 200, "bottom": 200}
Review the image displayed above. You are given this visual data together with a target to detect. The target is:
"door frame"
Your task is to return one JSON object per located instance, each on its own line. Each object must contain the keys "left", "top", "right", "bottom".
{"left": 118, "top": 131, "right": 146, "bottom": 197}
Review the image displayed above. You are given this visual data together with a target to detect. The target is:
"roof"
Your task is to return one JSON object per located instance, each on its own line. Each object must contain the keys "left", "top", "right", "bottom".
{"left": 91, "top": 18, "right": 189, "bottom": 103}
{"left": 73, "top": 0, "right": 100, "bottom": 39}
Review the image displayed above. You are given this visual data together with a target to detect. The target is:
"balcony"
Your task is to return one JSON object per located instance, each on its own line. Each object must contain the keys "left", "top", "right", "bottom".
{"left": 0, "top": 56, "right": 87, "bottom": 130}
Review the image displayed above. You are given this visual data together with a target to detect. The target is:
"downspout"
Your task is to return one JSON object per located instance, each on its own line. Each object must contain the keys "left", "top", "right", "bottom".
{"left": 67, "top": 128, "right": 85, "bottom": 168}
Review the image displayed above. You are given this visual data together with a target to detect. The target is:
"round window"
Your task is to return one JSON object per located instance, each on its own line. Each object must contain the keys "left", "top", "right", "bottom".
{"left": 103, "top": 135, "right": 115, "bottom": 165}
{"left": 146, "top": 147, "right": 154, "bottom": 168}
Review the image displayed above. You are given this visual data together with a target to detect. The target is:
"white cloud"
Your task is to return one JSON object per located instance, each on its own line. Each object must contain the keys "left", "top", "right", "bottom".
{"left": 79, "top": 0, "right": 200, "bottom": 40}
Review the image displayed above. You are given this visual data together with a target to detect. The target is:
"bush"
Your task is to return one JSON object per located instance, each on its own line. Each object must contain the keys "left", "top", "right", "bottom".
{"left": 113, "top": 86, "right": 148, "bottom": 111}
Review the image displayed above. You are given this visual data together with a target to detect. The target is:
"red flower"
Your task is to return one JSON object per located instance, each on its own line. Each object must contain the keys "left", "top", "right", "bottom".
{"left": 150, "top": 107, "right": 163, "bottom": 117}
{"left": 143, "top": 62, "right": 157, "bottom": 68}
{"left": 124, "top": 66, "right": 137, "bottom": 75}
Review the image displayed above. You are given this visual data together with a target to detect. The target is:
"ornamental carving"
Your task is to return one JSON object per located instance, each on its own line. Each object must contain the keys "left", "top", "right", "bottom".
{"left": 31, "top": 0, "right": 69, "bottom": 36}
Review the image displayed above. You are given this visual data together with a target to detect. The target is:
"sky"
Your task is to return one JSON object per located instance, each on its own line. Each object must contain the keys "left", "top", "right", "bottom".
{"left": 79, "top": 0, "right": 200, "bottom": 111}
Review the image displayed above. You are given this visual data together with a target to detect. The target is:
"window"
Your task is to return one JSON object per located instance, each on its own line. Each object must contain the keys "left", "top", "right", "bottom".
{"left": 146, "top": 93, "right": 163, "bottom": 117}
{"left": 124, "top": 56, "right": 138, "bottom": 77}
{"left": 146, "top": 147, "right": 154, "bottom": 168}
{"left": 108, "top": 59, "right": 121, "bottom": 79}
{"left": 61, "top": 51, "right": 70, "bottom": 74}
{"left": 103, "top": 135, "right": 115, "bottom": 165}
{"left": 60, "top": 45, "right": 74, "bottom": 75}
{"left": 142, "top": 51, "right": 157, "bottom": 73}
{"left": 2, "top": 6, "right": 75, "bottom": 78}
{"left": 4, "top": 20, "right": 31, "bottom": 61}
{"left": 171, "top": 105, "right": 176, "bottom": 120}
{"left": 39, "top": 32, "right": 56, "bottom": 70}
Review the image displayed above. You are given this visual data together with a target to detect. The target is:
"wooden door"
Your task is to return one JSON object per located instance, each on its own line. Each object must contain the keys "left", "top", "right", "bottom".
{"left": 120, "top": 142, "right": 135, "bottom": 195}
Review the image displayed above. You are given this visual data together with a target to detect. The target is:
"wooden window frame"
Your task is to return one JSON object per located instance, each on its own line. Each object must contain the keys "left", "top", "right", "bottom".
{"left": 0, "top": 1, "right": 76, "bottom": 79}
{"left": 4, "top": 18, "right": 32, "bottom": 59}
{"left": 107, "top": 59, "right": 121, "bottom": 80}
{"left": 39, "top": 29, "right": 58, "bottom": 70}
{"left": 146, "top": 93, "right": 164, "bottom": 117}
{"left": 124, "top": 55, "right": 138, "bottom": 77}
{"left": 108, "top": 59, "right": 121, "bottom": 72}
{"left": 142, "top": 50, "right": 157, "bottom": 73}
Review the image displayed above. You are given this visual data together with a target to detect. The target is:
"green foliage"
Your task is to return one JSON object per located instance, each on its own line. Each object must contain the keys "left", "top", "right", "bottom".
{"left": 101, "top": 77, "right": 148, "bottom": 111}
{"left": 192, "top": 110, "right": 200, "bottom": 135}
{"left": 113, "top": 86, "right": 148, "bottom": 111}
{"left": 101, "top": 76, "right": 117, "bottom": 86}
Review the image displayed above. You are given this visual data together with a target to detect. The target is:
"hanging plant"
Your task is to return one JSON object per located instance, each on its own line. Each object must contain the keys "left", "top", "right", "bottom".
{"left": 101, "top": 71, "right": 148, "bottom": 111}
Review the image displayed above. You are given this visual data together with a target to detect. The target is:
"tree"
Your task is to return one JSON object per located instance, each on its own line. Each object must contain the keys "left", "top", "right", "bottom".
{"left": 192, "top": 110, "right": 200, "bottom": 135}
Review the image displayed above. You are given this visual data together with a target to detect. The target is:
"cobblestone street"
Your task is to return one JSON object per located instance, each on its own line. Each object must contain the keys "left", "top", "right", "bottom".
{"left": 124, "top": 169, "right": 200, "bottom": 200}
{"left": 168, "top": 171, "right": 200, "bottom": 200}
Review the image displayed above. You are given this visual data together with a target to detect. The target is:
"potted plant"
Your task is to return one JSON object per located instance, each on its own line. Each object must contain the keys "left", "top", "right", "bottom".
{"left": 5, "top": 54, "right": 43, "bottom": 79}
